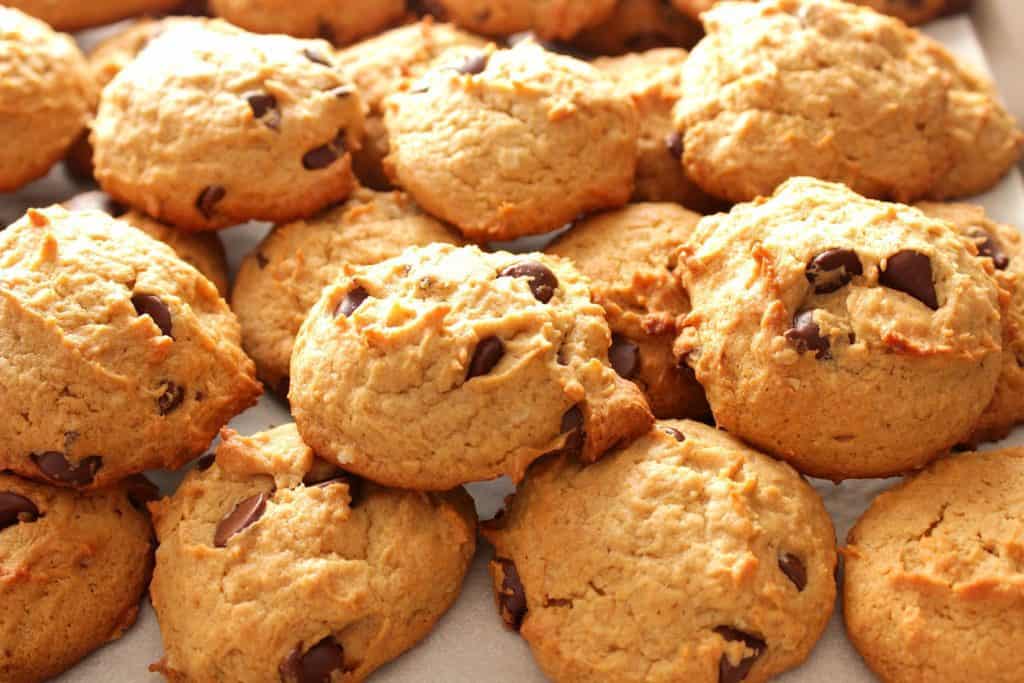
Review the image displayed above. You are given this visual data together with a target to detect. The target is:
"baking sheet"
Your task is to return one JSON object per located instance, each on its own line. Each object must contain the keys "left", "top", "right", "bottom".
{"left": 7, "top": 13, "right": 1014, "bottom": 682}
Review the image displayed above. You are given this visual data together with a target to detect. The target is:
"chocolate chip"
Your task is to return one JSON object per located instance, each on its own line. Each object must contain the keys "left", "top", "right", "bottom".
{"left": 257, "top": 252, "right": 269, "bottom": 269}
{"left": 559, "top": 404, "right": 585, "bottom": 454}
{"left": 302, "top": 129, "right": 348, "bottom": 170}
{"left": 665, "top": 131, "right": 684, "bottom": 160}
{"left": 31, "top": 452, "right": 102, "bottom": 486}
{"left": 785, "top": 310, "right": 830, "bottom": 360}
{"left": 457, "top": 52, "right": 489, "bottom": 75}
{"left": 281, "top": 637, "right": 346, "bottom": 683}
{"left": 244, "top": 91, "right": 280, "bottom": 130}
{"left": 494, "top": 558, "right": 527, "bottom": 630}
{"left": 498, "top": 260, "right": 558, "bottom": 303}
{"left": 968, "top": 228, "right": 1009, "bottom": 270}
{"left": 195, "top": 185, "right": 226, "bottom": 219}
{"left": 662, "top": 426, "right": 685, "bottom": 442}
{"left": 806, "top": 248, "right": 863, "bottom": 294}
{"left": 132, "top": 294, "right": 173, "bottom": 337}
{"left": 309, "top": 472, "right": 363, "bottom": 508}
{"left": 879, "top": 250, "right": 938, "bottom": 310}
{"left": 64, "top": 190, "right": 127, "bottom": 217}
{"left": 0, "top": 492, "right": 40, "bottom": 531}
{"left": 316, "top": 19, "right": 336, "bottom": 43}
{"left": 124, "top": 475, "right": 160, "bottom": 510}
{"left": 157, "top": 382, "right": 185, "bottom": 415}
{"left": 714, "top": 626, "right": 766, "bottom": 683}
{"left": 302, "top": 48, "right": 330, "bottom": 66}
{"left": 335, "top": 286, "right": 369, "bottom": 317}
{"left": 778, "top": 553, "right": 807, "bottom": 591}
{"left": 328, "top": 86, "right": 354, "bottom": 99}
{"left": 214, "top": 493, "right": 267, "bottom": 547}
{"left": 194, "top": 453, "right": 216, "bottom": 471}
{"left": 466, "top": 336, "right": 505, "bottom": 380}
{"left": 609, "top": 334, "right": 640, "bottom": 379}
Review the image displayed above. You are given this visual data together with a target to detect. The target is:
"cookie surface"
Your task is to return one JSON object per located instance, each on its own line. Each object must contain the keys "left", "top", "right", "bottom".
{"left": 290, "top": 243, "right": 654, "bottom": 490}
{"left": 209, "top": 0, "right": 406, "bottom": 44}
{"left": 232, "top": 188, "right": 464, "bottom": 395}
{"left": 483, "top": 420, "right": 837, "bottom": 683}
{"left": 672, "top": 0, "right": 968, "bottom": 25}
{"left": 149, "top": 424, "right": 477, "bottom": 683}
{"left": 571, "top": 0, "right": 702, "bottom": 55}
{"left": 384, "top": 42, "right": 638, "bottom": 242}
{"left": 844, "top": 448, "right": 1024, "bottom": 683}
{"left": 674, "top": 0, "right": 1022, "bottom": 203}
{"left": 0, "top": 472, "right": 154, "bottom": 683}
{"left": 547, "top": 203, "right": 709, "bottom": 419}
{"left": 0, "top": 206, "right": 260, "bottom": 489}
{"left": 675, "top": 178, "right": 1002, "bottom": 480}
{"left": 425, "top": 0, "right": 617, "bottom": 39}
{"left": 0, "top": 7, "right": 96, "bottom": 192}
{"left": 916, "top": 202, "right": 1024, "bottom": 445}
{"left": 92, "top": 19, "right": 365, "bottom": 230}
{"left": 3, "top": 0, "right": 180, "bottom": 31}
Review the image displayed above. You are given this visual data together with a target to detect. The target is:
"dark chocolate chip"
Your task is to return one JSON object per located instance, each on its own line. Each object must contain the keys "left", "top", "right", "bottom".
{"left": 714, "top": 626, "right": 766, "bottom": 683}
{"left": 665, "top": 131, "right": 684, "bottom": 160}
{"left": 244, "top": 91, "right": 280, "bottom": 130}
{"left": 31, "top": 452, "right": 102, "bottom": 486}
{"left": 662, "top": 426, "right": 685, "bottom": 442}
{"left": 494, "top": 558, "right": 527, "bottom": 630}
{"left": 609, "top": 334, "right": 640, "bottom": 379}
{"left": 214, "top": 493, "right": 267, "bottom": 547}
{"left": 335, "top": 286, "right": 369, "bottom": 317}
{"left": 302, "top": 144, "right": 338, "bottom": 170}
{"left": 309, "top": 472, "right": 363, "bottom": 507}
{"left": 132, "top": 294, "right": 173, "bottom": 337}
{"left": 466, "top": 336, "right": 505, "bottom": 380}
{"left": 281, "top": 637, "right": 346, "bottom": 683}
{"left": 196, "top": 185, "right": 226, "bottom": 219}
{"left": 879, "top": 250, "right": 938, "bottom": 310}
{"left": 302, "top": 48, "right": 330, "bottom": 66}
{"left": 778, "top": 553, "right": 807, "bottom": 591}
{"left": 0, "top": 492, "right": 40, "bottom": 531}
{"left": 124, "top": 475, "right": 160, "bottom": 510}
{"left": 784, "top": 310, "right": 830, "bottom": 360}
{"left": 968, "top": 228, "right": 1009, "bottom": 270}
{"left": 457, "top": 52, "right": 489, "bottom": 75}
{"left": 316, "top": 19, "right": 336, "bottom": 43}
{"left": 497, "top": 260, "right": 558, "bottom": 303}
{"left": 257, "top": 252, "right": 269, "bottom": 269}
{"left": 157, "top": 382, "right": 185, "bottom": 415}
{"left": 195, "top": 453, "right": 216, "bottom": 471}
{"left": 64, "top": 190, "right": 127, "bottom": 217}
{"left": 559, "top": 404, "right": 585, "bottom": 455}
{"left": 805, "top": 248, "right": 863, "bottom": 294}
{"left": 328, "top": 86, "right": 354, "bottom": 99}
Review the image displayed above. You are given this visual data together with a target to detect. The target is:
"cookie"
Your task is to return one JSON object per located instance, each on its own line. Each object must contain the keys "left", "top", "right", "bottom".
{"left": 0, "top": 206, "right": 261, "bottom": 489}
{"left": 673, "top": 0, "right": 1022, "bottom": 204}
{"left": 336, "top": 19, "right": 487, "bottom": 190}
{"left": 572, "top": 0, "right": 703, "bottom": 55}
{"left": 916, "top": 202, "right": 1024, "bottom": 445}
{"left": 384, "top": 42, "right": 638, "bottom": 242}
{"left": 483, "top": 420, "right": 837, "bottom": 683}
{"left": 844, "top": 447, "right": 1024, "bottom": 683}
{"left": 3, "top": 0, "right": 181, "bottom": 31}
{"left": 64, "top": 191, "right": 230, "bottom": 297}
{"left": 672, "top": 0, "right": 969, "bottom": 25}
{"left": 0, "top": 7, "right": 96, "bottom": 192}
{"left": 290, "top": 243, "right": 654, "bottom": 490}
{"left": 92, "top": 19, "right": 365, "bottom": 231}
{"left": 232, "top": 188, "right": 464, "bottom": 396}
{"left": 593, "top": 48, "right": 722, "bottom": 212}
{"left": 547, "top": 203, "right": 709, "bottom": 419}
{"left": 0, "top": 472, "right": 154, "bottom": 683}
{"left": 208, "top": 0, "right": 406, "bottom": 45}
{"left": 149, "top": 424, "right": 477, "bottom": 682}
{"left": 424, "top": 0, "right": 617, "bottom": 40}
{"left": 674, "top": 177, "right": 1002, "bottom": 480}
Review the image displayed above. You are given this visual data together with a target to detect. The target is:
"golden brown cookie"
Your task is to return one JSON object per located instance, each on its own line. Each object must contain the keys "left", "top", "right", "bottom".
{"left": 208, "top": 0, "right": 406, "bottom": 45}
{"left": 425, "top": 0, "right": 618, "bottom": 40}
{"left": 672, "top": 0, "right": 970, "bottom": 25}
{"left": 3, "top": 0, "right": 181, "bottom": 31}
{"left": 571, "top": 0, "right": 703, "bottom": 55}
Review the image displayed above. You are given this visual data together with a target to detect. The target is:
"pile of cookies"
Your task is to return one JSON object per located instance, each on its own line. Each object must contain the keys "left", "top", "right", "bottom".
{"left": 1, "top": 0, "right": 1023, "bottom": 682}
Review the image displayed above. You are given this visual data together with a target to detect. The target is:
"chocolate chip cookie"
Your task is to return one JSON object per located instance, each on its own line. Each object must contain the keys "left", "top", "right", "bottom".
{"left": 0, "top": 472, "right": 154, "bottom": 682}
{"left": 571, "top": 0, "right": 703, "bottom": 55}
{"left": 673, "top": 0, "right": 970, "bottom": 25}
{"left": 675, "top": 177, "right": 1002, "bottom": 480}
{"left": 384, "top": 41, "right": 638, "bottom": 242}
{"left": 547, "top": 203, "right": 709, "bottom": 419}
{"left": 149, "top": 424, "right": 477, "bottom": 682}
{"left": 3, "top": 0, "right": 181, "bottom": 31}
{"left": 290, "top": 243, "right": 654, "bottom": 490}
{"left": 483, "top": 420, "right": 837, "bottom": 683}
{"left": 92, "top": 19, "right": 365, "bottom": 230}
{"left": 232, "top": 188, "right": 464, "bottom": 396}
{"left": 0, "top": 7, "right": 96, "bottom": 192}
{"left": 844, "top": 447, "right": 1024, "bottom": 683}
{"left": 65, "top": 191, "right": 229, "bottom": 296}
{"left": 0, "top": 206, "right": 261, "bottom": 489}
{"left": 424, "top": 0, "right": 617, "bottom": 40}
{"left": 674, "top": 0, "right": 1022, "bottom": 203}
{"left": 208, "top": 0, "right": 406, "bottom": 45}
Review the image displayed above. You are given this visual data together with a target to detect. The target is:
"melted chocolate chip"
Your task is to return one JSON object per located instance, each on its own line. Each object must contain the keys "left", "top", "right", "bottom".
{"left": 124, "top": 475, "right": 160, "bottom": 510}
{"left": 132, "top": 294, "right": 173, "bottom": 337}
{"left": 335, "top": 286, "right": 369, "bottom": 317}
{"left": 195, "top": 185, "right": 226, "bottom": 219}
{"left": 665, "top": 131, "right": 684, "bottom": 160}
{"left": 214, "top": 493, "right": 267, "bottom": 547}
{"left": 0, "top": 492, "right": 40, "bottom": 531}
{"left": 194, "top": 453, "right": 216, "bottom": 471}
{"left": 785, "top": 310, "right": 830, "bottom": 360}
{"left": 31, "top": 452, "right": 102, "bottom": 486}
{"left": 968, "top": 228, "right": 1009, "bottom": 270}
{"left": 778, "top": 553, "right": 807, "bottom": 591}
{"left": 302, "top": 130, "right": 348, "bottom": 170}
{"left": 662, "top": 427, "right": 685, "bottom": 442}
{"left": 157, "top": 382, "right": 185, "bottom": 415}
{"left": 497, "top": 260, "right": 558, "bottom": 303}
{"left": 879, "top": 250, "right": 938, "bottom": 310}
{"left": 302, "top": 48, "right": 330, "bottom": 66}
{"left": 806, "top": 248, "right": 863, "bottom": 294}
{"left": 714, "top": 626, "right": 766, "bottom": 683}
{"left": 281, "top": 637, "right": 346, "bottom": 683}
{"left": 609, "top": 334, "right": 640, "bottom": 379}
{"left": 457, "top": 52, "right": 489, "bottom": 75}
{"left": 244, "top": 91, "right": 280, "bottom": 130}
{"left": 494, "top": 558, "right": 527, "bottom": 630}
{"left": 466, "top": 336, "right": 505, "bottom": 380}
